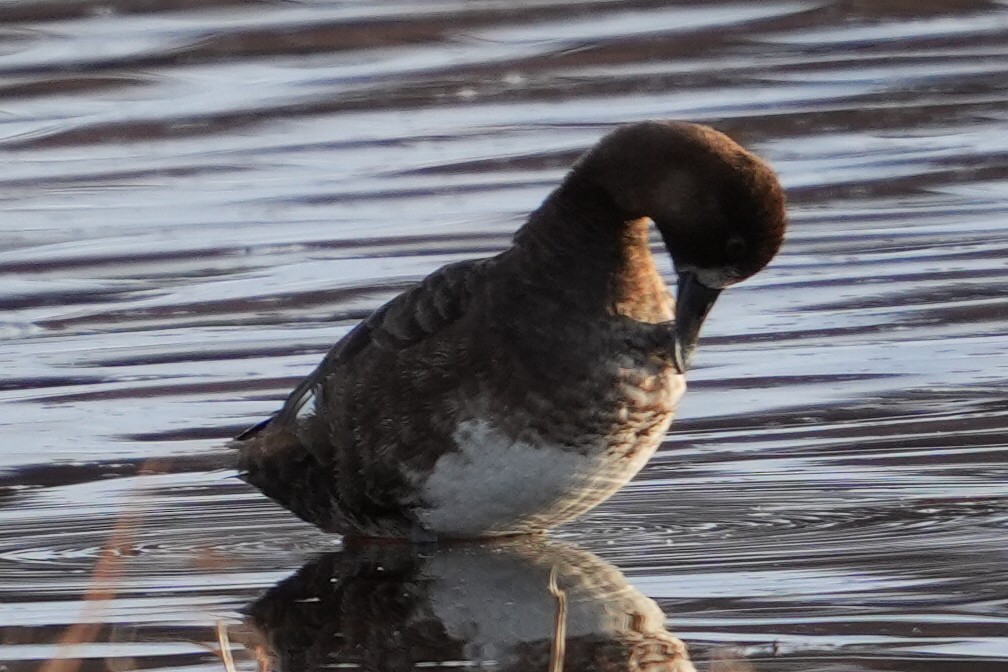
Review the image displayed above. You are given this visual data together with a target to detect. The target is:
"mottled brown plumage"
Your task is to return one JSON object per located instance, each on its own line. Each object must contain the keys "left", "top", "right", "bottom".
{"left": 235, "top": 120, "right": 786, "bottom": 539}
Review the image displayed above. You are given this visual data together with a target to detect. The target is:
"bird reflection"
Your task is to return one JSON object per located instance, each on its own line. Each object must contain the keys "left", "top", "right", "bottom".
{"left": 240, "top": 538, "right": 695, "bottom": 671}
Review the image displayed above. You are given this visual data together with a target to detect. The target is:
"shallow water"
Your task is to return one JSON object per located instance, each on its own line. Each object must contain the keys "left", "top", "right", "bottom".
{"left": 2, "top": 1, "right": 1007, "bottom": 670}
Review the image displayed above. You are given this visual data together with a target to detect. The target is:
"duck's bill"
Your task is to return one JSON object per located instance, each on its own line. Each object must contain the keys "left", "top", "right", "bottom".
{"left": 673, "top": 270, "right": 722, "bottom": 373}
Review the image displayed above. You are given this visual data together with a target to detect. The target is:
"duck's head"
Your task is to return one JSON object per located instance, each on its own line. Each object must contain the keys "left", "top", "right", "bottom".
{"left": 572, "top": 121, "right": 787, "bottom": 372}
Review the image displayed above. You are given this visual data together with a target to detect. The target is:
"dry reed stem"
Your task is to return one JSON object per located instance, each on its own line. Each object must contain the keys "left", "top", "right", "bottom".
{"left": 37, "top": 458, "right": 185, "bottom": 672}
{"left": 547, "top": 564, "right": 567, "bottom": 672}
{"left": 38, "top": 506, "right": 143, "bottom": 672}
{"left": 217, "top": 621, "right": 239, "bottom": 672}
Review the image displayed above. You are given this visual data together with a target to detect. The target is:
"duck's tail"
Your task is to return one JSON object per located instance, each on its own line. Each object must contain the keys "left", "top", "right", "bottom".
{"left": 232, "top": 418, "right": 338, "bottom": 531}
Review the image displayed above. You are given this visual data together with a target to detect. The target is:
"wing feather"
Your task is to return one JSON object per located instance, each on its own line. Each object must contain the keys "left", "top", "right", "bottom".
{"left": 240, "top": 258, "right": 486, "bottom": 439}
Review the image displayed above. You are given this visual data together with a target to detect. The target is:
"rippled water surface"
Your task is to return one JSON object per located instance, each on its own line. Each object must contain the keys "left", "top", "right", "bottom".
{"left": 2, "top": 1, "right": 1007, "bottom": 670}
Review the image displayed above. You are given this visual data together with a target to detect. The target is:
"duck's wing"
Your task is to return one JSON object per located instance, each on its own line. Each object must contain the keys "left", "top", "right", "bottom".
{"left": 237, "top": 257, "right": 487, "bottom": 441}
{"left": 235, "top": 257, "right": 493, "bottom": 534}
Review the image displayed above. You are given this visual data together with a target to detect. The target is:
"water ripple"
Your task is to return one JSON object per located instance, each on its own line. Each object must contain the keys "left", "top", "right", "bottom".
{"left": 1, "top": 1, "right": 1007, "bottom": 670}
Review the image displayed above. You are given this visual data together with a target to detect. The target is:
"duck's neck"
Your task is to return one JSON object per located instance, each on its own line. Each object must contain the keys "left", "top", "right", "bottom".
{"left": 512, "top": 178, "right": 672, "bottom": 322}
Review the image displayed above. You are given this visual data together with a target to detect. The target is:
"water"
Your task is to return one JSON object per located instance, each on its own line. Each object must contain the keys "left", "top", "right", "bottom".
{"left": 1, "top": 1, "right": 1007, "bottom": 670}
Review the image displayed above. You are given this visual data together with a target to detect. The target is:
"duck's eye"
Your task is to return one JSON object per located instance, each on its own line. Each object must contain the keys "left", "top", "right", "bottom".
{"left": 726, "top": 236, "right": 746, "bottom": 259}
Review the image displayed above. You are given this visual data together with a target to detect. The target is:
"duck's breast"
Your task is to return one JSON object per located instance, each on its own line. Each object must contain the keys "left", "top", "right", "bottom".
{"left": 413, "top": 365, "right": 685, "bottom": 537}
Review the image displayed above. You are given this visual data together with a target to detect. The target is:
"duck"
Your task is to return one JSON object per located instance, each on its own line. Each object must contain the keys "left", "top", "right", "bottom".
{"left": 234, "top": 120, "right": 786, "bottom": 541}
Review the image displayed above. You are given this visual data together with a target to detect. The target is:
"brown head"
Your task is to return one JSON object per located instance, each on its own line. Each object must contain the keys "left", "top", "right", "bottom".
{"left": 569, "top": 121, "right": 787, "bottom": 371}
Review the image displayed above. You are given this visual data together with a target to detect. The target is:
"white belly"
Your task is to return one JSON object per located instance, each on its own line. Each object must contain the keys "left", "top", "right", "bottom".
{"left": 415, "top": 415, "right": 671, "bottom": 537}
